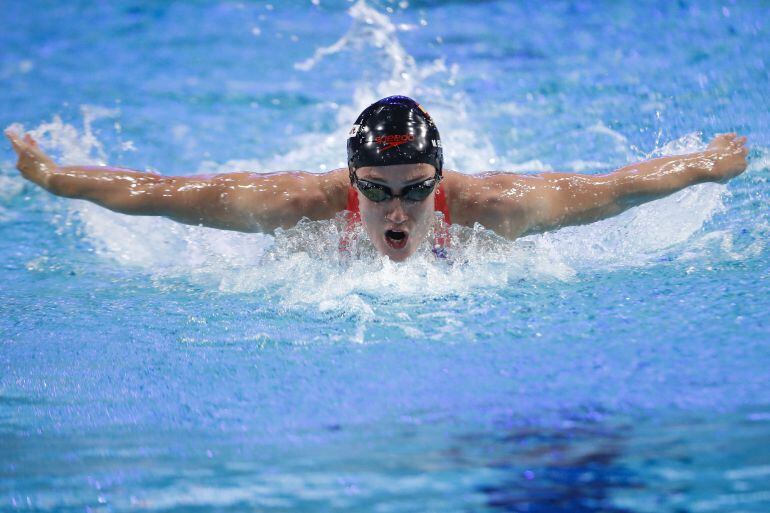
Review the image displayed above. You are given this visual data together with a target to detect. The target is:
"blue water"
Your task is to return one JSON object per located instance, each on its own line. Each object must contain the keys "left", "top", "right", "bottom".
{"left": 2, "top": 1, "right": 769, "bottom": 511}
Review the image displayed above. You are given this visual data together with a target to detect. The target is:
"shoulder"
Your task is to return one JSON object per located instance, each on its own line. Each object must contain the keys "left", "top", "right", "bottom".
{"left": 220, "top": 168, "right": 350, "bottom": 220}
{"left": 275, "top": 168, "right": 350, "bottom": 217}
{"left": 315, "top": 168, "right": 350, "bottom": 213}
{"left": 442, "top": 171, "right": 531, "bottom": 228}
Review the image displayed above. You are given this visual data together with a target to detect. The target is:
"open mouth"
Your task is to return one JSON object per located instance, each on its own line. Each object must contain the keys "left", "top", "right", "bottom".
{"left": 384, "top": 229, "right": 408, "bottom": 250}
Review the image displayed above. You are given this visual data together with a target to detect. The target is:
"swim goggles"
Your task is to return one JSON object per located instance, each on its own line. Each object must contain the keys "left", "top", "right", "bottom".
{"left": 351, "top": 171, "right": 441, "bottom": 203}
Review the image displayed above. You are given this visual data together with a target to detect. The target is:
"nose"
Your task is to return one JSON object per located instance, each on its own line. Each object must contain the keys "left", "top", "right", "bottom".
{"left": 384, "top": 198, "right": 409, "bottom": 224}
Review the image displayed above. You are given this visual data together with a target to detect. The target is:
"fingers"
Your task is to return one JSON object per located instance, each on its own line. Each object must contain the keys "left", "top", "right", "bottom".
{"left": 729, "top": 135, "right": 747, "bottom": 151}
{"left": 4, "top": 129, "right": 25, "bottom": 155}
{"left": 4, "top": 128, "right": 20, "bottom": 145}
{"left": 5, "top": 129, "right": 33, "bottom": 150}
{"left": 713, "top": 132, "right": 747, "bottom": 148}
{"left": 5, "top": 129, "right": 40, "bottom": 149}
{"left": 5, "top": 130, "right": 47, "bottom": 159}
{"left": 714, "top": 132, "right": 737, "bottom": 145}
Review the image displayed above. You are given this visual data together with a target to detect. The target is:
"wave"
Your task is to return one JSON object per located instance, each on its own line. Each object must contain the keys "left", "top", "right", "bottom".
{"left": 2, "top": 0, "right": 760, "bottom": 321}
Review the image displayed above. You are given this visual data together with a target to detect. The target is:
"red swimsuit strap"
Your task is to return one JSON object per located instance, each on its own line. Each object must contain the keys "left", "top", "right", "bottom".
{"left": 346, "top": 184, "right": 361, "bottom": 220}
{"left": 433, "top": 181, "right": 451, "bottom": 225}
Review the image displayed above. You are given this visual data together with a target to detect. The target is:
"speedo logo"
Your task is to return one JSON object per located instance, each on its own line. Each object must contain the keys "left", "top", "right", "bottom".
{"left": 375, "top": 134, "right": 414, "bottom": 151}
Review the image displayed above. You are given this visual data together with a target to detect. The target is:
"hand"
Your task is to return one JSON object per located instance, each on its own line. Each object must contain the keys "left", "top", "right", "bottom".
{"left": 705, "top": 132, "right": 749, "bottom": 182}
{"left": 4, "top": 129, "right": 59, "bottom": 189}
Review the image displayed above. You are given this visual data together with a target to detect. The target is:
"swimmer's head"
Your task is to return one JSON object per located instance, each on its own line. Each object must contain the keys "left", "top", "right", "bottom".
{"left": 347, "top": 95, "right": 443, "bottom": 179}
{"left": 347, "top": 96, "right": 444, "bottom": 261}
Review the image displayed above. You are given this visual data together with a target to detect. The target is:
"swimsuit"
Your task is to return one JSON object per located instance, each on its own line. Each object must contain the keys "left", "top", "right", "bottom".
{"left": 340, "top": 183, "right": 452, "bottom": 255}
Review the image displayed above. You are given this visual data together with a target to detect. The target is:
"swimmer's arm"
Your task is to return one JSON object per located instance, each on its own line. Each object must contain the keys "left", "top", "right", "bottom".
{"left": 518, "top": 133, "right": 748, "bottom": 235}
{"left": 5, "top": 130, "right": 348, "bottom": 233}
{"left": 50, "top": 169, "right": 346, "bottom": 232}
{"left": 455, "top": 133, "right": 748, "bottom": 238}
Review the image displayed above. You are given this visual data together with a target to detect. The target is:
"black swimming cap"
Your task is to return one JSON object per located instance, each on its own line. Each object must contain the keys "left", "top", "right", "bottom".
{"left": 347, "top": 95, "right": 443, "bottom": 178}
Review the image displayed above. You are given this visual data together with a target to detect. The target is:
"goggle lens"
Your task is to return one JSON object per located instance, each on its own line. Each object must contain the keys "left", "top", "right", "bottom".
{"left": 353, "top": 173, "right": 439, "bottom": 203}
{"left": 402, "top": 180, "right": 436, "bottom": 202}
{"left": 358, "top": 183, "right": 391, "bottom": 202}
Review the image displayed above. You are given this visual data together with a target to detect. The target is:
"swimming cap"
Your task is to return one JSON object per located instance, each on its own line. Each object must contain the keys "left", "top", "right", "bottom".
{"left": 347, "top": 95, "right": 443, "bottom": 178}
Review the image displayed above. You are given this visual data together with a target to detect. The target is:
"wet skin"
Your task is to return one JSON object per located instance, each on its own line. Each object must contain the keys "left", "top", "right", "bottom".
{"left": 354, "top": 163, "right": 438, "bottom": 262}
{"left": 4, "top": 129, "right": 749, "bottom": 262}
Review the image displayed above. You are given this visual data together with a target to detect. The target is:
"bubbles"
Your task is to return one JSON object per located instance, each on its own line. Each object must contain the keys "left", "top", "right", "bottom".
{"left": 292, "top": 0, "right": 495, "bottom": 172}
{"left": 9, "top": 1, "right": 751, "bottom": 339}
{"left": 9, "top": 106, "right": 122, "bottom": 167}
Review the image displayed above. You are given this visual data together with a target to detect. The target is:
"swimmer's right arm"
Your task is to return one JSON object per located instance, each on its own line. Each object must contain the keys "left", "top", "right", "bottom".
{"left": 5, "top": 130, "right": 348, "bottom": 233}
{"left": 449, "top": 133, "right": 749, "bottom": 238}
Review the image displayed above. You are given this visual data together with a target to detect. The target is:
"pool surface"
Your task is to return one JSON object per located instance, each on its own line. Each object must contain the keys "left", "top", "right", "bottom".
{"left": 1, "top": 1, "right": 769, "bottom": 511}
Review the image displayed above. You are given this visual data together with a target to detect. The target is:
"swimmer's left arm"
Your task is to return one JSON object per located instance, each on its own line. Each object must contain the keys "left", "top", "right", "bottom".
{"left": 460, "top": 133, "right": 748, "bottom": 238}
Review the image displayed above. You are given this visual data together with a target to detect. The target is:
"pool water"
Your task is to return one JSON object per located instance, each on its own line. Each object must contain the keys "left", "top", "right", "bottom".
{"left": 1, "top": 1, "right": 769, "bottom": 511}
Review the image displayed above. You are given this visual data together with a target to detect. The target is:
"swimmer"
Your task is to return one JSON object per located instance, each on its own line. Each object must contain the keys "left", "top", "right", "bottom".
{"left": 5, "top": 95, "right": 749, "bottom": 261}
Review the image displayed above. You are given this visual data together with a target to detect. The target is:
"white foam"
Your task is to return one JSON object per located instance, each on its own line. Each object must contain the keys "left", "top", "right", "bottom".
{"left": 11, "top": 3, "right": 744, "bottom": 339}
{"left": 291, "top": 0, "right": 496, "bottom": 174}
{"left": 534, "top": 181, "right": 727, "bottom": 270}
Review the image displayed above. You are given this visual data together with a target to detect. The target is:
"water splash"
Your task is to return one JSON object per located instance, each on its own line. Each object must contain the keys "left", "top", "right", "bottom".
{"left": 292, "top": 0, "right": 496, "bottom": 173}
{"left": 1, "top": 3, "right": 747, "bottom": 333}
{"left": 8, "top": 106, "right": 121, "bottom": 166}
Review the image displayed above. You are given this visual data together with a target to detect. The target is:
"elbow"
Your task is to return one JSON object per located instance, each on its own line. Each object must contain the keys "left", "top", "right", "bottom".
{"left": 287, "top": 189, "right": 327, "bottom": 221}
{"left": 47, "top": 173, "right": 78, "bottom": 198}
{"left": 481, "top": 196, "right": 529, "bottom": 239}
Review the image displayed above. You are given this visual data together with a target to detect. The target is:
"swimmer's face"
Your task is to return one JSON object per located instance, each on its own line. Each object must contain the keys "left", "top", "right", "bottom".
{"left": 354, "top": 163, "right": 438, "bottom": 262}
